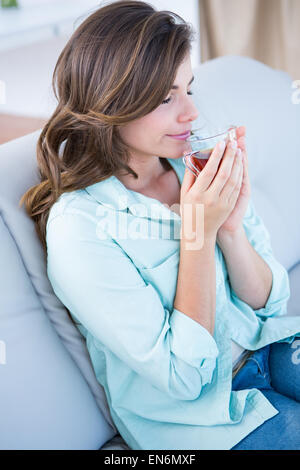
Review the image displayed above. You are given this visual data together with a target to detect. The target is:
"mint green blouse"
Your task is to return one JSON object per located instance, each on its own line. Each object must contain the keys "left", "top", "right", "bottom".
{"left": 46, "top": 156, "right": 300, "bottom": 450}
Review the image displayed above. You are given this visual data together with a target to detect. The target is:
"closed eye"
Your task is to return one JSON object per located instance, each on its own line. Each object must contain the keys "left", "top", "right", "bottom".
{"left": 162, "top": 90, "right": 194, "bottom": 105}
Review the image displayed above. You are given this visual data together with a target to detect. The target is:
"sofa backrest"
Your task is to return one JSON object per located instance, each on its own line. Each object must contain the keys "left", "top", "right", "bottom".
{"left": 192, "top": 55, "right": 300, "bottom": 271}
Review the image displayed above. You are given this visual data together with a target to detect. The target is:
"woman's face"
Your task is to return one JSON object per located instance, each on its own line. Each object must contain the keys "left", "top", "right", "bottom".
{"left": 118, "top": 54, "right": 199, "bottom": 162}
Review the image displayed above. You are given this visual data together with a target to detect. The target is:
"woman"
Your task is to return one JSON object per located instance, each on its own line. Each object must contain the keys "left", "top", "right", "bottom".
{"left": 20, "top": 0, "right": 300, "bottom": 450}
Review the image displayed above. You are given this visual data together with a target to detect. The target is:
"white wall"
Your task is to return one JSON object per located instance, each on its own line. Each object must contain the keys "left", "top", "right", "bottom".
{"left": 148, "top": 0, "right": 200, "bottom": 68}
{"left": 0, "top": 0, "right": 200, "bottom": 119}
{"left": 0, "top": 34, "right": 71, "bottom": 118}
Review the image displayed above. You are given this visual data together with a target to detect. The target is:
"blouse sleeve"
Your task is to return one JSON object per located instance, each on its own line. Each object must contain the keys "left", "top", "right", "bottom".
{"left": 46, "top": 211, "right": 219, "bottom": 401}
{"left": 230, "top": 199, "right": 290, "bottom": 319}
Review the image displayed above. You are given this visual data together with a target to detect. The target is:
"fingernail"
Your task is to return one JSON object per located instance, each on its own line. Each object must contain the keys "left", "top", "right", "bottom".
{"left": 219, "top": 140, "right": 226, "bottom": 150}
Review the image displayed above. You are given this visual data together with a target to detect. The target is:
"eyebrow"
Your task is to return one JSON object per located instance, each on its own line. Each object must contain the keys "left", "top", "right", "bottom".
{"left": 171, "top": 75, "right": 194, "bottom": 90}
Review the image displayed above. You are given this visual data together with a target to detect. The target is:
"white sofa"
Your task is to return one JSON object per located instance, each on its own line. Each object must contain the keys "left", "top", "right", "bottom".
{"left": 0, "top": 55, "right": 299, "bottom": 450}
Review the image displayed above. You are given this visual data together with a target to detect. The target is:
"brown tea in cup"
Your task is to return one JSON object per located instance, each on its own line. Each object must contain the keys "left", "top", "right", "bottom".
{"left": 183, "top": 126, "right": 237, "bottom": 177}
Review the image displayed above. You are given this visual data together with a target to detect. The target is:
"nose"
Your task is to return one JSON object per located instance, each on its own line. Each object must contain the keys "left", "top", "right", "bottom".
{"left": 178, "top": 97, "right": 199, "bottom": 124}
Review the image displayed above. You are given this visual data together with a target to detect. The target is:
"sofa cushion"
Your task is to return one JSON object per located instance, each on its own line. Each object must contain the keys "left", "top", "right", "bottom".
{"left": 0, "top": 132, "right": 119, "bottom": 449}
{"left": 0, "top": 214, "right": 114, "bottom": 449}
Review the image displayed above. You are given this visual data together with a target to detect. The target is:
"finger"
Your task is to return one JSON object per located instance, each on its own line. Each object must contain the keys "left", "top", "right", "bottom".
{"left": 207, "top": 140, "right": 238, "bottom": 196}
{"left": 227, "top": 157, "right": 244, "bottom": 205}
{"left": 242, "top": 150, "right": 250, "bottom": 180}
{"left": 235, "top": 126, "right": 246, "bottom": 139}
{"left": 181, "top": 157, "right": 197, "bottom": 194}
{"left": 242, "top": 153, "right": 248, "bottom": 184}
{"left": 237, "top": 136, "right": 246, "bottom": 151}
{"left": 193, "top": 139, "right": 226, "bottom": 192}
{"left": 243, "top": 149, "right": 249, "bottom": 169}
{"left": 219, "top": 148, "right": 242, "bottom": 201}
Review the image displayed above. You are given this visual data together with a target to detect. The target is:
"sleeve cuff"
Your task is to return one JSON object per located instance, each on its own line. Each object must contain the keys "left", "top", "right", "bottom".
{"left": 169, "top": 308, "right": 219, "bottom": 367}
{"left": 231, "top": 253, "right": 290, "bottom": 318}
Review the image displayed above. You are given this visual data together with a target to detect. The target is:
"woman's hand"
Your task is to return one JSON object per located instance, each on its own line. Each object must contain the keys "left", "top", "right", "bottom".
{"left": 180, "top": 134, "right": 244, "bottom": 248}
{"left": 217, "top": 126, "right": 251, "bottom": 241}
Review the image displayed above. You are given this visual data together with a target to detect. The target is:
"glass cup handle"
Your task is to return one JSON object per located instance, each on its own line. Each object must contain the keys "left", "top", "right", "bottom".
{"left": 182, "top": 154, "right": 200, "bottom": 177}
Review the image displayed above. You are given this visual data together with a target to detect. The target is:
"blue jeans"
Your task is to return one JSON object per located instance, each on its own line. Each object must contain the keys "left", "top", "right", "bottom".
{"left": 231, "top": 338, "right": 300, "bottom": 450}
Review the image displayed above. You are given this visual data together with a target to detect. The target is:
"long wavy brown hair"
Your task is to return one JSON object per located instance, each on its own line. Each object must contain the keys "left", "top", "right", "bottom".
{"left": 19, "top": 0, "right": 195, "bottom": 256}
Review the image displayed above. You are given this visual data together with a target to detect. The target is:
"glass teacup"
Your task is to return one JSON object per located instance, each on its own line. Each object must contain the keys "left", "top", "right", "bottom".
{"left": 182, "top": 125, "right": 237, "bottom": 177}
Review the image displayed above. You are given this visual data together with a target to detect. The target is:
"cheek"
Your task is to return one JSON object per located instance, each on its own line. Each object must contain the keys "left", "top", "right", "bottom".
{"left": 142, "top": 109, "right": 171, "bottom": 136}
{"left": 120, "top": 110, "right": 171, "bottom": 146}
{"left": 119, "top": 124, "right": 141, "bottom": 146}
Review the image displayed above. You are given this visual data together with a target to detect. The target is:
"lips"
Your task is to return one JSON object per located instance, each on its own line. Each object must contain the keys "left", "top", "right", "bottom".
{"left": 167, "top": 130, "right": 191, "bottom": 138}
